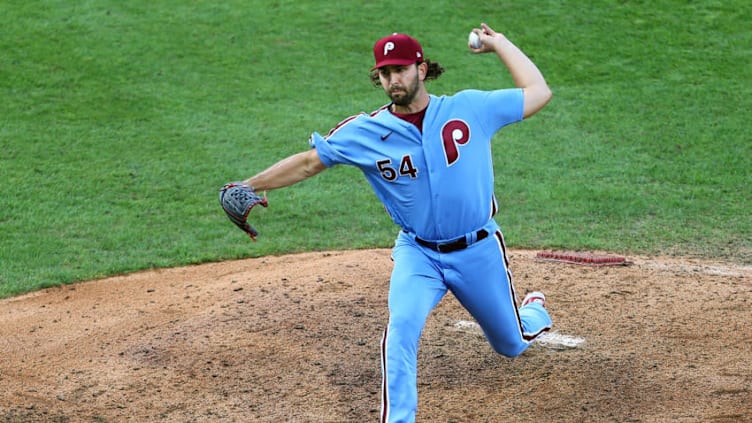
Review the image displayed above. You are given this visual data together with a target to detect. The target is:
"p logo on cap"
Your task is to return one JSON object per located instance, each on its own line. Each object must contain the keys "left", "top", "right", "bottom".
{"left": 383, "top": 41, "right": 396, "bottom": 56}
{"left": 373, "top": 33, "right": 424, "bottom": 69}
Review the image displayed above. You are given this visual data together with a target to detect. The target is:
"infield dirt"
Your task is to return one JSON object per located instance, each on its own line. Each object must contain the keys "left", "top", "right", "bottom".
{"left": 1, "top": 249, "right": 750, "bottom": 422}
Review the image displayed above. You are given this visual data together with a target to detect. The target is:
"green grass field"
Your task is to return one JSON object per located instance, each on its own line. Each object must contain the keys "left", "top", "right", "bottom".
{"left": 2, "top": 1, "right": 750, "bottom": 298}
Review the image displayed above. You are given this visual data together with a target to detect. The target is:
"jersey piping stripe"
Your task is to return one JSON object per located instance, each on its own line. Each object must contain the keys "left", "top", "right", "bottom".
{"left": 490, "top": 194, "right": 498, "bottom": 218}
{"left": 324, "top": 104, "right": 391, "bottom": 139}
{"left": 324, "top": 113, "right": 363, "bottom": 139}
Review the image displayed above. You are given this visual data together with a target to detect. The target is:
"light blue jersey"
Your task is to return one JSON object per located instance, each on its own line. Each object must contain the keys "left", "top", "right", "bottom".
{"left": 311, "top": 89, "right": 523, "bottom": 241}
{"left": 310, "top": 87, "right": 551, "bottom": 423}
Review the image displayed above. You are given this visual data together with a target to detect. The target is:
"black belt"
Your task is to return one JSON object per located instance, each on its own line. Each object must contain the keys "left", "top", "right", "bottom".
{"left": 414, "top": 229, "right": 489, "bottom": 253}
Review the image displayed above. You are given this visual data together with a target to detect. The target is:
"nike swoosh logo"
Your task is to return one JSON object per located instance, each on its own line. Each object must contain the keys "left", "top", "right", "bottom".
{"left": 380, "top": 131, "right": 393, "bottom": 141}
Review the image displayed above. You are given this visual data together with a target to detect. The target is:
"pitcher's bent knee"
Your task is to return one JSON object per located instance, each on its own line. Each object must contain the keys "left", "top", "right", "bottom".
{"left": 488, "top": 338, "right": 528, "bottom": 358}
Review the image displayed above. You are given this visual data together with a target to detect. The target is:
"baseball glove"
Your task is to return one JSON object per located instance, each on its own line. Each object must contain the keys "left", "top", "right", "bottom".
{"left": 219, "top": 182, "right": 268, "bottom": 241}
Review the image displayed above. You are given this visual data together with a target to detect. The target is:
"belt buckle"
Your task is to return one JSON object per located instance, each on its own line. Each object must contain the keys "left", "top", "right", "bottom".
{"left": 437, "top": 239, "right": 465, "bottom": 253}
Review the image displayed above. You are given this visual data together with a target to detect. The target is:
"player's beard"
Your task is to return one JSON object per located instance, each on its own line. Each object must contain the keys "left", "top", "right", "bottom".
{"left": 388, "top": 75, "right": 420, "bottom": 107}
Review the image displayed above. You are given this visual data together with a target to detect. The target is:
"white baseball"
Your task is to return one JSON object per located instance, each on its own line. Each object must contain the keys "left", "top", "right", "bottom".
{"left": 468, "top": 31, "right": 482, "bottom": 49}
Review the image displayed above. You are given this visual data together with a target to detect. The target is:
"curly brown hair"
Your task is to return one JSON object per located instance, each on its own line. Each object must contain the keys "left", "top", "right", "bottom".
{"left": 369, "top": 60, "right": 445, "bottom": 87}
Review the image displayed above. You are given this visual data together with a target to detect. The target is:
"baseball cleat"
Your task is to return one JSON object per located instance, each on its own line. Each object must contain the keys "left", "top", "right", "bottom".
{"left": 521, "top": 291, "right": 546, "bottom": 308}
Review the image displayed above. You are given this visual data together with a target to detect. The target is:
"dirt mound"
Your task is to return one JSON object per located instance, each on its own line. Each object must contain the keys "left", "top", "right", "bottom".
{"left": 1, "top": 249, "right": 750, "bottom": 422}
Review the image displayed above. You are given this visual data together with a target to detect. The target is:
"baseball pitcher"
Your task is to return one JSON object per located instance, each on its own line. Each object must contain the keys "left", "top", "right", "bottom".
{"left": 220, "top": 23, "right": 553, "bottom": 423}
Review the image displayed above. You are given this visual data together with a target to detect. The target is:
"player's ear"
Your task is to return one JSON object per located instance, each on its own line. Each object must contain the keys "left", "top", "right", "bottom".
{"left": 418, "top": 62, "right": 428, "bottom": 81}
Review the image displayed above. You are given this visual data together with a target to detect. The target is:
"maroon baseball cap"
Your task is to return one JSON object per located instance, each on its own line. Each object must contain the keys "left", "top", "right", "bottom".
{"left": 373, "top": 33, "right": 424, "bottom": 69}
